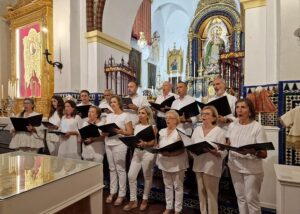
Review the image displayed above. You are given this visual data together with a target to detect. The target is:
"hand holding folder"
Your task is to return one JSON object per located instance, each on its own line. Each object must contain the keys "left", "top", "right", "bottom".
{"left": 173, "top": 101, "right": 200, "bottom": 118}
{"left": 145, "top": 140, "right": 184, "bottom": 154}
{"left": 100, "top": 108, "right": 112, "bottom": 114}
{"left": 213, "top": 142, "right": 275, "bottom": 154}
{"left": 98, "top": 123, "right": 120, "bottom": 137}
{"left": 196, "top": 96, "right": 231, "bottom": 116}
{"left": 10, "top": 114, "right": 43, "bottom": 132}
{"left": 42, "top": 121, "right": 58, "bottom": 129}
{"left": 122, "top": 97, "right": 133, "bottom": 109}
{"left": 177, "top": 129, "right": 215, "bottom": 155}
{"left": 119, "top": 125, "right": 155, "bottom": 148}
{"left": 48, "top": 130, "right": 67, "bottom": 135}
{"left": 150, "top": 96, "right": 175, "bottom": 112}
{"left": 79, "top": 124, "right": 101, "bottom": 141}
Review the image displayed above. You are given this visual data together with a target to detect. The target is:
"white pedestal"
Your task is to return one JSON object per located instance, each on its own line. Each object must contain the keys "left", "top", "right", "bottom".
{"left": 260, "top": 126, "right": 279, "bottom": 209}
{"left": 274, "top": 164, "right": 300, "bottom": 214}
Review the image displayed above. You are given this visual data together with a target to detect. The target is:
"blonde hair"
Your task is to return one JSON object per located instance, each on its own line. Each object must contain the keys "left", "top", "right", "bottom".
{"left": 138, "top": 106, "right": 155, "bottom": 125}
{"left": 166, "top": 110, "right": 180, "bottom": 125}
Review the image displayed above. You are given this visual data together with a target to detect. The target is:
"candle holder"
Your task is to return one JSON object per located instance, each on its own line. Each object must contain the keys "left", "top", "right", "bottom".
{"left": 43, "top": 49, "right": 63, "bottom": 69}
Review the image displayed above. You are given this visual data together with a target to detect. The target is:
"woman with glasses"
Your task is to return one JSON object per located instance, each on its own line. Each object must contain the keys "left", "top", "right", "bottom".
{"left": 191, "top": 106, "right": 226, "bottom": 214}
{"left": 157, "top": 110, "right": 188, "bottom": 214}
{"left": 9, "top": 98, "right": 44, "bottom": 153}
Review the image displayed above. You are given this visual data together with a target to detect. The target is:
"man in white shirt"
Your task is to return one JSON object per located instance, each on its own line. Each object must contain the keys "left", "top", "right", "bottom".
{"left": 208, "top": 76, "right": 237, "bottom": 130}
{"left": 77, "top": 89, "right": 93, "bottom": 106}
{"left": 171, "top": 81, "right": 198, "bottom": 135}
{"left": 126, "top": 81, "right": 150, "bottom": 127}
{"left": 154, "top": 81, "right": 178, "bottom": 131}
{"left": 99, "top": 89, "right": 114, "bottom": 122}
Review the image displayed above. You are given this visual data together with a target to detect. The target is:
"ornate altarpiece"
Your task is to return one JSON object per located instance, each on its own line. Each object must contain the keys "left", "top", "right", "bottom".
{"left": 187, "top": 0, "right": 244, "bottom": 99}
{"left": 5, "top": 0, "right": 53, "bottom": 116}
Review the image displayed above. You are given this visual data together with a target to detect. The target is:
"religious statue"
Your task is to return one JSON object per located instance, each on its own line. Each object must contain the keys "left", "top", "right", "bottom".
{"left": 170, "top": 59, "right": 178, "bottom": 71}
{"left": 204, "top": 26, "right": 225, "bottom": 69}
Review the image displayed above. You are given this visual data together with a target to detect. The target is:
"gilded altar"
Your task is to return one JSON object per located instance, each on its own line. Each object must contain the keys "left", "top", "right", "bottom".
{"left": 5, "top": 0, "right": 53, "bottom": 116}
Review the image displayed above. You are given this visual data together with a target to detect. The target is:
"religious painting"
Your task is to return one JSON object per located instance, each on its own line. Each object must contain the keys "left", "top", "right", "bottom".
{"left": 167, "top": 45, "right": 183, "bottom": 75}
{"left": 16, "top": 22, "right": 42, "bottom": 97}
{"left": 129, "top": 48, "right": 142, "bottom": 84}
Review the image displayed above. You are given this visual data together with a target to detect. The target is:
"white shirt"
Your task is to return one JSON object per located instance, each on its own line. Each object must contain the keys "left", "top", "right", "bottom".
{"left": 227, "top": 120, "right": 267, "bottom": 174}
{"left": 281, "top": 106, "right": 300, "bottom": 137}
{"left": 49, "top": 110, "right": 61, "bottom": 127}
{"left": 155, "top": 92, "right": 178, "bottom": 118}
{"left": 125, "top": 94, "right": 150, "bottom": 127}
{"left": 156, "top": 128, "right": 188, "bottom": 172}
{"left": 171, "top": 94, "right": 198, "bottom": 135}
{"left": 99, "top": 99, "right": 113, "bottom": 123}
{"left": 105, "top": 112, "right": 131, "bottom": 146}
{"left": 209, "top": 91, "right": 237, "bottom": 130}
{"left": 191, "top": 125, "right": 226, "bottom": 177}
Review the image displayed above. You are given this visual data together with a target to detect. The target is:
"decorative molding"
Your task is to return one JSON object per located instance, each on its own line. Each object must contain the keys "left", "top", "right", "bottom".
{"left": 85, "top": 30, "right": 132, "bottom": 54}
{"left": 240, "top": 0, "right": 266, "bottom": 10}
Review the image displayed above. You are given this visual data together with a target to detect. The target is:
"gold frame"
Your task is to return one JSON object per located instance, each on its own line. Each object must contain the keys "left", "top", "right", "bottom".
{"left": 5, "top": 0, "right": 53, "bottom": 116}
{"left": 167, "top": 45, "right": 183, "bottom": 75}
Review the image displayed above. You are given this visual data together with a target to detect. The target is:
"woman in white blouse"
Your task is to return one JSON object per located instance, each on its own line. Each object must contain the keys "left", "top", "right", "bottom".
{"left": 46, "top": 95, "right": 64, "bottom": 155}
{"left": 81, "top": 106, "right": 105, "bottom": 163}
{"left": 191, "top": 106, "right": 226, "bottom": 214}
{"left": 57, "top": 100, "right": 82, "bottom": 159}
{"left": 227, "top": 98, "right": 267, "bottom": 214}
{"left": 123, "top": 106, "right": 157, "bottom": 211}
{"left": 104, "top": 95, "right": 133, "bottom": 206}
{"left": 9, "top": 98, "right": 43, "bottom": 153}
{"left": 157, "top": 110, "right": 188, "bottom": 214}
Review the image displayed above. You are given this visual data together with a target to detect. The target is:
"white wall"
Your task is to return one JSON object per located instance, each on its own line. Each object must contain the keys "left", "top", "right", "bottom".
{"left": 278, "top": 0, "right": 300, "bottom": 81}
{"left": 244, "top": 6, "right": 267, "bottom": 85}
{"left": 0, "top": 18, "right": 10, "bottom": 99}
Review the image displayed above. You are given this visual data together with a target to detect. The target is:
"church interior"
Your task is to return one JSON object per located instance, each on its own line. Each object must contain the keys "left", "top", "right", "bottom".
{"left": 0, "top": 0, "right": 300, "bottom": 213}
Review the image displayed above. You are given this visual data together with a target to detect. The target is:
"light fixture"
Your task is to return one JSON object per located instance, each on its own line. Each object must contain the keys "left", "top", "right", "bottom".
{"left": 295, "top": 27, "right": 300, "bottom": 45}
{"left": 137, "top": 32, "right": 147, "bottom": 49}
{"left": 43, "top": 49, "right": 63, "bottom": 69}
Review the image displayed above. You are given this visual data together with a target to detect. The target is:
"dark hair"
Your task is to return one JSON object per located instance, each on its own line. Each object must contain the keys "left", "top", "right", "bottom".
{"left": 110, "top": 95, "right": 123, "bottom": 111}
{"left": 20, "top": 97, "right": 35, "bottom": 117}
{"left": 64, "top": 100, "right": 77, "bottom": 117}
{"left": 49, "top": 95, "right": 64, "bottom": 119}
{"left": 89, "top": 106, "right": 101, "bottom": 119}
{"left": 234, "top": 98, "right": 256, "bottom": 120}
{"left": 128, "top": 81, "right": 139, "bottom": 87}
{"left": 80, "top": 90, "right": 90, "bottom": 96}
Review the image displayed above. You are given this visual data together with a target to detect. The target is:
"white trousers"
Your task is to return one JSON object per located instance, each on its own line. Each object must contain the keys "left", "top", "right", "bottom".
{"left": 128, "top": 149, "right": 156, "bottom": 201}
{"left": 105, "top": 143, "right": 128, "bottom": 197}
{"left": 162, "top": 170, "right": 185, "bottom": 212}
{"left": 196, "top": 172, "right": 220, "bottom": 214}
{"left": 230, "top": 169, "right": 263, "bottom": 214}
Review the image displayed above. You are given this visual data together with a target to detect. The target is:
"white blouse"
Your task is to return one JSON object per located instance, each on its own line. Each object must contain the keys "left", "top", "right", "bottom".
{"left": 104, "top": 112, "right": 131, "bottom": 146}
{"left": 227, "top": 120, "right": 267, "bottom": 174}
{"left": 156, "top": 128, "right": 188, "bottom": 172}
{"left": 191, "top": 125, "right": 226, "bottom": 178}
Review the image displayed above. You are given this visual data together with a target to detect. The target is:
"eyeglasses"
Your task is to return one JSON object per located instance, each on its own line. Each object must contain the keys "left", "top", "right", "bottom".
{"left": 201, "top": 112, "right": 212, "bottom": 116}
{"left": 165, "top": 117, "right": 177, "bottom": 120}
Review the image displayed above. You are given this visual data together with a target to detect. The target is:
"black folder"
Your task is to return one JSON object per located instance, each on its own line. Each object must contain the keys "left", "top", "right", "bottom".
{"left": 146, "top": 140, "right": 184, "bottom": 154}
{"left": 77, "top": 105, "right": 91, "bottom": 118}
{"left": 196, "top": 96, "right": 231, "bottom": 116}
{"left": 213, "top": 142, "right": 275, "bottom": 153}
{"left": 97, "top": 123, "right": 120, "bottom": 137}
{"left": 42, "top": 121, "right": 56, "bottom": 128}
{"left": 100, "top": 108, "right": 112, "bottom": 114}
{"left": 173, "top": 101, "right": 200, "bottom": 118}
{"left": 79, "top": 124, "right": 101, "bottom": 140}
{"left": 177, "top": 129, "right": 215, "bottom": 155}
{"left": 150, "top": 96, "right": 175, "bottom": 112}
{"left": 122, "top": 97, "right": 133, "bottom": 106}
{"left": 48, "top": 130, "right": 66, "bottom": 135}
{"left": 119, "top": 125, "right": 155, "bottom": 148}
{"left": 10, "top": 114, "right": 43, "bottom": 132}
